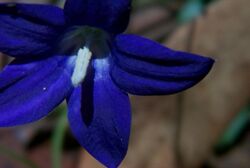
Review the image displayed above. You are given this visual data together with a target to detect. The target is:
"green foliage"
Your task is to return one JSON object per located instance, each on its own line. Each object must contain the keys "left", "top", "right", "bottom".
{"left": 0, "top": 144, "right": 39, "bottom": 168}
{"left": 177, "top": 0, "right": 204, "bottom": 23}
{"left": 215, "top": 104, "right": 250, "bottom": 154}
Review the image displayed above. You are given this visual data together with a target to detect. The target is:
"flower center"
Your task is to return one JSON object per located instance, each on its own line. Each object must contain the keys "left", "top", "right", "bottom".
{"left": 58, "top": 26, "right": 110, "bottom": 86}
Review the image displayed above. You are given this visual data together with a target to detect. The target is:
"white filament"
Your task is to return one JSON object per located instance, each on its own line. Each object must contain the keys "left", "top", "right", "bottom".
{"left": 71, "top": 46, "right": 92, "bottom": 86}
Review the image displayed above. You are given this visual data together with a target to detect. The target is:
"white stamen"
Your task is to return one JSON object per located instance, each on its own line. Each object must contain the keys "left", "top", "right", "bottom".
{"left": 71, "top": 46, "right": 92, "bottom": 86}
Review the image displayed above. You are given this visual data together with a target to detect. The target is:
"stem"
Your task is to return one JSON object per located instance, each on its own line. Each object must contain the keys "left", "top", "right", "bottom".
{"left": 51, "top": 109, "right": 67, "bottom": 168}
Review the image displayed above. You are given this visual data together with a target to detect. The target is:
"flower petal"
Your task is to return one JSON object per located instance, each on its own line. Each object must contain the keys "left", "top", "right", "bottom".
{"left": 67, "top": 58, "right": 131, "bottom": 168}
{"left": 0, "top": 3, "right": 66, "bottom": 57}
{"left": 0, "top": 56, "right": 73, "bottom": 126}
{"left": 64, "top": 0, "right": 131, "bottom": 34}
{"left": 111, "top": 34, "right": 214, "bottom": 95}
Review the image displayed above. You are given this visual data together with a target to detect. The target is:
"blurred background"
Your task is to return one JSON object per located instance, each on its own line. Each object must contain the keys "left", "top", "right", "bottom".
{"left": 0, "top": 0, "right": 250, "bottom": 168}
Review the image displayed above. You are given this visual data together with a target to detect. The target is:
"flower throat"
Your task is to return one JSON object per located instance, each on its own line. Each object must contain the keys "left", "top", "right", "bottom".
{"left": 58, "top": 26, "right": 110, "bottom": 86}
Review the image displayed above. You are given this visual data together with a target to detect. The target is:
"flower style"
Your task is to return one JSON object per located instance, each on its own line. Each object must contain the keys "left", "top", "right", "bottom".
{"left": 0, "top": 0, "right": 214, "bottom": 167}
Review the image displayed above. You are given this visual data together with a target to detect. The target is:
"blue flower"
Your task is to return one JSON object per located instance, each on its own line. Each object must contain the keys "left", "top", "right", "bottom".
{"left": 0, "top": 1, "right": 214, "bottom": 167}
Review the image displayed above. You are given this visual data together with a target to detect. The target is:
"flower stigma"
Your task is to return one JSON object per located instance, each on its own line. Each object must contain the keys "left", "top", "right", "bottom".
{"left": 71, "top": 46, "right": 92, "bottom": 86}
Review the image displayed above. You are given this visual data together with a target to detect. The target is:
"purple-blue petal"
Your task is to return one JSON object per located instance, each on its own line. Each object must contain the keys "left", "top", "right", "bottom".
{"left": 111, "top": 34, "right": 214, "bottom": 95}
{"left": 63, "top": 0, "right": 131, "bottom": 34}
{"left": 0, "top": 56, "right": 73, "bottom": 126}
{"left": 67, "top": 58, "right": 131, "bottom": 168}
{"left": 0, "top": 3, "right": 66, "bottom": 57}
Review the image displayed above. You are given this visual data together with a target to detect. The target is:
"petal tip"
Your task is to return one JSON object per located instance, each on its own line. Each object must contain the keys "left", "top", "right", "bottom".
{"left": 199, "top": 55, "right": 215, "bottom": 76}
